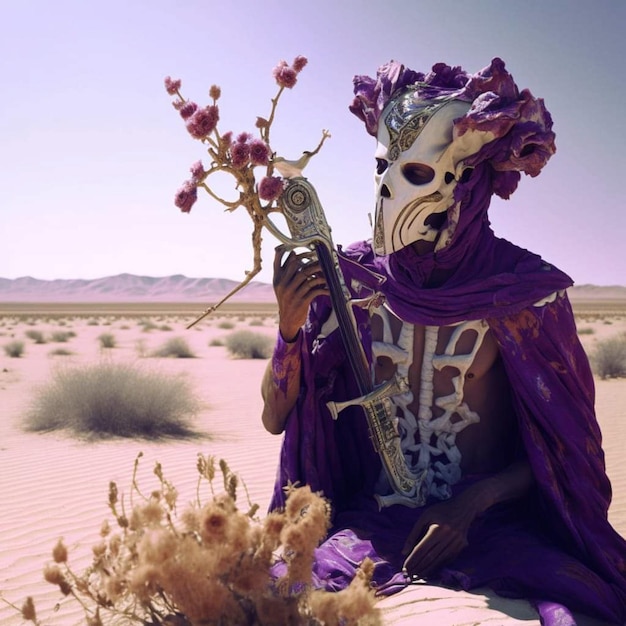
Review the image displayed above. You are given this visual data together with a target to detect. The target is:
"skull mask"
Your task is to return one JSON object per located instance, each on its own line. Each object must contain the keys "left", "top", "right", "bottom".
{"left": 373, "top": 92, "right": 472, "bottom": 256}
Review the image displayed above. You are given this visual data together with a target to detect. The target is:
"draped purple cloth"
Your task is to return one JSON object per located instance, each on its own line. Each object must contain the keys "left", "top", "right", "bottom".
{"left": 268, "top": 230, "right": 626, "bottom": 623}
{"left": 267, "top": 58, "right": 626, "bottom": 624}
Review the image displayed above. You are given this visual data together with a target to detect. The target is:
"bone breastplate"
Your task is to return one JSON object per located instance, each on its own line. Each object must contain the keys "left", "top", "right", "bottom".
{"left": 371, "top": 305, "right": 489, "bottom": 502}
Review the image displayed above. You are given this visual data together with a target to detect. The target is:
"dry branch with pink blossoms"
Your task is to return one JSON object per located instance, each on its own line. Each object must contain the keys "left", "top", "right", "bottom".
{"left": 165, "top": 56, "right": 330, "bottom": 325}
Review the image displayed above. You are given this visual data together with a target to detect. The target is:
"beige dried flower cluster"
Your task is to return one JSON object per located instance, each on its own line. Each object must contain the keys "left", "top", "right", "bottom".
{"left": 17, "top": 453, "right": 381, "bottom": 625}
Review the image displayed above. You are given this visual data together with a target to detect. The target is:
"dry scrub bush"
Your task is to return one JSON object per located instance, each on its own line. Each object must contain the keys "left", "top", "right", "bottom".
{"left": 225, "top": 330, "right": 273, "bottom": 359}
{"left": 24, "top": 362, "right": 201, "bottom": 439}
{"left": 48, "top": 348, "right": 73, "bottom": 357}
{"left": 98, "top": 332, "right": 117, "bottom": 348}
{"left": 50, "top": 330, "right": 75, "bottom": 342}
{"left": 3, "top": 340, "right": 25, "bottom": 357}
{"left": 16, "top": 455, "right": 379, "bottom": 625}
{"left": 152, "top": 336, "right": 196, "bottom": 358}
{"left": 590, "top": 334, "right": 626, "bottom": 379}
{"left": 577, "top": 327, "right": 595, "bottom": 335}
{"left": 25, "top": 329, "right": 46, "bottom": 344}
{"left": 141, "top": 319, "right": 159, "bottom": 332}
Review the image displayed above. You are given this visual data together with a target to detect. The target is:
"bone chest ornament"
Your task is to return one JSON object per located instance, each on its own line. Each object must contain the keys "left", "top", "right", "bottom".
{"left": 371, "top": 306, "right": 489, "bottom": 508}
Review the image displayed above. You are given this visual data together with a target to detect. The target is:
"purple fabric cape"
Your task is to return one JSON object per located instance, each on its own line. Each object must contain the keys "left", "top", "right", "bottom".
{"left": 268, "top": 165, "right": 626, "bottom": 624}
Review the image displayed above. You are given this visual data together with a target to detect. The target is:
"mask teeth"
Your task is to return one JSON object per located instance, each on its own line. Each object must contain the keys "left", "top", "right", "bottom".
{"left": 373, "top": 199, "right": 386, "bottom": 255}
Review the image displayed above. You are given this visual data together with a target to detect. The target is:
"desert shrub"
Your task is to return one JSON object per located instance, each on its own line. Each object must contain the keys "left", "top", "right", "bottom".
{"left": 590, "top": 335, "right": 626, "bottom": 380}
{"left": 209, "top": 338, "right": 224, "bottom": 347}
{"left": 3, "top": 341, "right": 25, "bottom": 357}
{"left": 24, "top": 362, "right": 202, "bottom": 439}
{"left": 87, "top": 319, "right": 99, "bottom": 326}
{"left": 140, "top": 319, "right": 158, "bottom": 332}
{"left": 218, "top": 321, "right": 235, "bottom": 330}
{"left": 25, "top": 329, "right": 46, "bottom": 344}
{"left": 159, "top": 324, "right": 173, "bottom": 331}
{"left": 151, "top": 336, "right": 196, "bottom": 358}
{"left": 98, "top": 332, "right": 117, "bottom": 349}
{"left": 48, "top": 348, "right": 73, "bottom": 356}
{"left": 224, "top": 330, "right": 273, "bottom": 359}
{"left": 577, "top": 327, "right": 595, "bottom": 335}
{"left": 249, "top": 318, "right": 263, "bottom": 327}
{"left": 50, "top": 330, "right": 75, "bottom": 342}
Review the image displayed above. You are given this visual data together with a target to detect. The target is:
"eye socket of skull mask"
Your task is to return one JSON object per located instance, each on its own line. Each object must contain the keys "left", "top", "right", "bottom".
{"left": 372, "top": 96, "right": 472, "bottom": 256}
{"left": 402, "top": 163, "right": 435, "bottom": 186}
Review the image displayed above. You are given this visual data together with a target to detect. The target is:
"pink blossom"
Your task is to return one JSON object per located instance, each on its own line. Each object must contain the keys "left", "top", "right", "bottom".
{"left": 209, "top": 84, "right": 221, "bottom": 100}
{"left": 236, "top": 132, "right": 252, "bottom": 144}
{"left": 179, "top": 100, "right": 198, "bottom": 120}
{"left": 186, "top": 105, "right": 219, "bottom": 139}
{"left": 189, "top": 160, "right": 205, "bottom": 182}
{"left": 273, "top": 63, "right": 298, "bottom": 89}
{"left": 221, "top": 131, "right": 233, "bottom": 148}
{"left": 174, "top": 181, "right": 198, "bottom": 213}
{"left": 172, "top": 100, "right": 184, "bottom": 111}
{"left": 230, "top": 141, "right": 250, "bottom": 168}
{"left": 249, "top": 139, "right": 270, "bottom": 166}
{"left": 292, "top": 55, "right": 308, "bottom": 73}
{"left": 258, "top": 176, "right": 284, "bottom": 201}
{"left": 164, "top": 76, "right": 181, "bottom": 95}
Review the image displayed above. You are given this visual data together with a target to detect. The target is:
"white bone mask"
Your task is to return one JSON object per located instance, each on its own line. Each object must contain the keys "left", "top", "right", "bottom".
{"left": 373, "top": 95, "right": 472, "bottom": 256}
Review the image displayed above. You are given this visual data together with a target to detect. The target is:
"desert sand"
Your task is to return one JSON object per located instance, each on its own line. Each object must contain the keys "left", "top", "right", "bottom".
{"left": 0, "top": 302, "right": 624, "bottom": 625}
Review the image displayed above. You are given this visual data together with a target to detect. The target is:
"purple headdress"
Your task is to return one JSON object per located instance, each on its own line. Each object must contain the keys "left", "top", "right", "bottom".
{"left": 349, "top": 58, "right": 556, "bottom": 199}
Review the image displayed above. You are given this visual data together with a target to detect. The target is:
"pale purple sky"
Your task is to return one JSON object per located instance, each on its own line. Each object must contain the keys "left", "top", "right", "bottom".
{"left": 2, "top": 0, "right": 624, "bottom": 286}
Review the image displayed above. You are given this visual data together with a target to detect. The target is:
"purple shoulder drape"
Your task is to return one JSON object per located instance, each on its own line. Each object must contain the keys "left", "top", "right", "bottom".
{"left": 268, "top": 238, "right": 626, "bottom": 624}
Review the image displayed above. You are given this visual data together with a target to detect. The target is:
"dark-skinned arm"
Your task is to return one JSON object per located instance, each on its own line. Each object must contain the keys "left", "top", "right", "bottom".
{"left": 261, "top": 246, "right": 328, "bottom": 434}
{"left": 402, "top": 459, "right": 534, "bottom": 578}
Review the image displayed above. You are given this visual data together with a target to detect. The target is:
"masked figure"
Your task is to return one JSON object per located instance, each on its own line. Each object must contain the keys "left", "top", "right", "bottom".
{"left": 263, "top": 58, "right": 626, "bottom": 625}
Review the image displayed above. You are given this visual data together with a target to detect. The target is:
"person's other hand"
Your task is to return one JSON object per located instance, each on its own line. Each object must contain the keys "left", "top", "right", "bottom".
{"left": 401, "top": 495, "right": 477, "bottom": 579}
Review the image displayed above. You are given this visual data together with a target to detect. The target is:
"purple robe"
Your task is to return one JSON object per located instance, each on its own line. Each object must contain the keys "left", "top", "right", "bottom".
{"left": 269, "top": 58, "right": 626, "bottom": 625}
{"left": 268, "top": 165, "right": 626, "bottom": 624}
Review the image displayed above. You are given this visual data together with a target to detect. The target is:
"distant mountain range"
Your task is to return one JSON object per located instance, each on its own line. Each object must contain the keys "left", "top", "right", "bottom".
{"left": 0, "top": 275, "right": 624, "bottom": 303}
{"left": 0, "top": 274, "right": 276, "bottom": 303}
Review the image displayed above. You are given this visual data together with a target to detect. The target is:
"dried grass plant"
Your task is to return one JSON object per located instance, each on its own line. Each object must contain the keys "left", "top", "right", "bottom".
{"left": 151, "top": 337, "right": 196, "bottom": 359}
{"left": 12, "top": 455, "right": 380, "bottom": 625}
{"left": 24, "top": 362, "right": 201, "bottom": 439}
{"left": 224, "top": 330, "right": 273, "bottom": 360}
{"left": 590, "top": 333, "right": 626, "bottom": 379}
{"left": 98, "top": 333, "right": 117, "bottom": 349}
{"left": 3, "top": 340, "right": 25, "bottom": 357}
{"left": 50, "top": 330, "right": 76, "bottom": 342}
{"left": 25, "top": 329, "right": 47, "bottom": 344}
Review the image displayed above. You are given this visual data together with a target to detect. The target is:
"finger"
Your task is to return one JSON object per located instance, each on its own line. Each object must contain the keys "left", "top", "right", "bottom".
{"left": 402, "top": 519, "right": 428, "bottom": 556}
{"left": 404, "top": 532, "right": 465, "bottom": 578}
{"left": 403, "top": 524, "right": 439, "bottom": 569}
{"left": 273, "top": 246, "right": 291, "bottom": 278}
{"left": 296, "top": 276, "right": 328, "bottom": 301}
{"left": 418, "top": 537, "right": 465, "bottom": 577}
{"left": 276, "top": 252, "right": 307, "bottom": 289}
{"left": 298, "top": 262, "right": 325, "bottom": 283}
